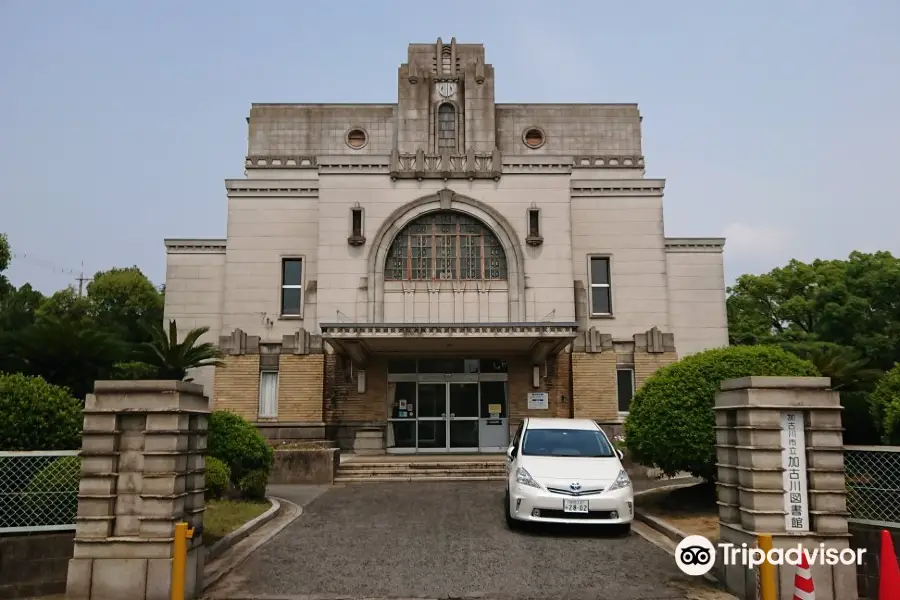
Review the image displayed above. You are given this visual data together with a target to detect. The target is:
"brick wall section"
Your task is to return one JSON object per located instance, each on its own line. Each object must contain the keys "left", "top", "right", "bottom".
{"left": 277, "top": 354, "right": 325, "bottom": 423}
{"left": 213, "top": 355, "right": 260, "bottom": 421}
{"left": 634, "top": 351, "right": 677, "bottom": 389}
{"left": 507, "top": 353, "right": 571, "bottom": 426}
{"left": 323, "top": 354, "right": 387, "bottom": 424}
{"left": 571, "top": 352, "right": 618, "bottom": 420}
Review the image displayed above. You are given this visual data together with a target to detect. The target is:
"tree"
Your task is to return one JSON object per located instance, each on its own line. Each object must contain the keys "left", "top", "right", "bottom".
{"left": 133, "top": 320, "right": 224, "bottom": 380}
{"left": 86, "top": 267, "right": 164, "bottom": 345}
{"left": 778, "top": 341, "right": 881, "bottom": 392}
{"left": 727, "top": 252, "right": 900, "bottom": 373}
{"left": 870, "top": 364, "right": 900, "bottom": 445}
{"left": 624, "top": 345, "right": 818, "bottom": 480}
{"left": 0, "top": 233, "right": 10, "bottom": 297}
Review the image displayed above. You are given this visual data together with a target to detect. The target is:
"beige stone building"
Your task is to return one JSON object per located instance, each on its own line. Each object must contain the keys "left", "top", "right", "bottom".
{"left": 163, "top": 38, "right": 728, "bottom": 453}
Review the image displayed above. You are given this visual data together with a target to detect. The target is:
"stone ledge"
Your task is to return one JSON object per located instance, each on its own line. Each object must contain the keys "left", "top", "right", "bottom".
{"left": 720, "top": 376, "right": 832, "bottom": 391}
{"left": 93, "top": 380, "right": 205, "bottom": 395}
{"left": 206, "top": 498, "right": 281, "bottom": 563}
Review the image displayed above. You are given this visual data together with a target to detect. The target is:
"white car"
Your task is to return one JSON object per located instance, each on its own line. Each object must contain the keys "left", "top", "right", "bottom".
{"left": 504, "top": 417, "right": 634, "bottom": 534}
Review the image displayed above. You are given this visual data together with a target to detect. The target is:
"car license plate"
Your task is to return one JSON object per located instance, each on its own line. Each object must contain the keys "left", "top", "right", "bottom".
{"left": 563, "top": 499, "right": 589, "bottom": 513}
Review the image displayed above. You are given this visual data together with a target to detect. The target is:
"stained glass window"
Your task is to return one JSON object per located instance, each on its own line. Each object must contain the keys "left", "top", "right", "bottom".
{"left": 385, "top": 212, "right": 508, "bottom": 281}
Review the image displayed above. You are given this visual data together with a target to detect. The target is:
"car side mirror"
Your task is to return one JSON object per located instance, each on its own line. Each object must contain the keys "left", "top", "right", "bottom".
{"left": 506, "top": 446, "right": 516, "bottom": 460}
{"left": 616, "top": 449, "right": 624, "bottom": 460}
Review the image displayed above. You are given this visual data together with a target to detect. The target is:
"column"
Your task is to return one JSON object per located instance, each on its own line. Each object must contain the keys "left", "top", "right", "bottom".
{"left": 66, "top": 381, "right": 209, "bottom": 600}
{"left": 714, "top": 376, "right": 856, "bottom": 600}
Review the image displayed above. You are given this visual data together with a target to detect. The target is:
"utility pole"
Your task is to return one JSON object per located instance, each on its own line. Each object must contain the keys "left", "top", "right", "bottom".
{"left": 76, "top": 262, "right": 91, "bottom": 297}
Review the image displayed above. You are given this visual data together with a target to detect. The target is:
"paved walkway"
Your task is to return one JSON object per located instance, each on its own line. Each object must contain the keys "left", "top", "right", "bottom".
{"left": 207, "top": 479, "right": 716, "bottom": 600}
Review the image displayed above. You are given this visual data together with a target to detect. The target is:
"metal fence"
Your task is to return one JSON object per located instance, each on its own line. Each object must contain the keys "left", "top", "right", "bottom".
{"left": 845, "top": 445, "right": 900, "bottom": 528}
{"left": 0, "top": 451, "right": 80, "bottom": 533}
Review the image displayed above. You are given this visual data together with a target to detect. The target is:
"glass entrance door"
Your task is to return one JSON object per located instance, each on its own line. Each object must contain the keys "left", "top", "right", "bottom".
{"left": 417, "top": 383, "right": 447, "bottom": 450}
{"left": 449, "top": 383, "right": 479, "bottom": 451}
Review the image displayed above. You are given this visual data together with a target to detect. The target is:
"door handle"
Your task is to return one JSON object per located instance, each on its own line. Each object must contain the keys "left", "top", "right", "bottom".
{"left": 450, "top": 413, "right": 456, "bottom": 418}
{"left": 441, "top": 413, "right": 446, "bottom": 417}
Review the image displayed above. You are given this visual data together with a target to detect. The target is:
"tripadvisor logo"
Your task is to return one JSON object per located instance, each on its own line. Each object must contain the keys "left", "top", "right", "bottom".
{"left": 675, "top": 535, "right": 866, "bottom": 577}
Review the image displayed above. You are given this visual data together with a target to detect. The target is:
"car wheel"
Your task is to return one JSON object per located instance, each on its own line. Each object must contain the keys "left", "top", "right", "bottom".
{"left": 505, "top": 490, "right": 520, "bottom": 530}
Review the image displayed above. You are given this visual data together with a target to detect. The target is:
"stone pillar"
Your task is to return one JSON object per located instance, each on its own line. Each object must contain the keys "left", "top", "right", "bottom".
{"left": 66, "top": 381, "right": 209, "bottom": 600}
{"left": 714, "top": 377, "right": 855, "bottom": 600}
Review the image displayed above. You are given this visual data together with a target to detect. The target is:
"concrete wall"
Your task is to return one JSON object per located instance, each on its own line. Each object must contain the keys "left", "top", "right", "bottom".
{"left": 664, "top": 238, "right": 729, "bottom": 356}
{"left": 163, "top": 240, "right": 226, "bottom": 397}
{"left": 571, "top": 180, "right": 670, "bottom": 339}
{"left": 0, "top": 532, "right": 73, "bottom": 599}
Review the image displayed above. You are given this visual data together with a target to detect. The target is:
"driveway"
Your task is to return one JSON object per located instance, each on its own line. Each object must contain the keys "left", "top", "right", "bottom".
{"left": 208, "top": 481, "right": 716, "bottom": 600}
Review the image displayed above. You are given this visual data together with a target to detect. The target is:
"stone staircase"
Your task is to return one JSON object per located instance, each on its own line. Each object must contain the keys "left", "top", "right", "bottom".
{"left": 335, "top": 456, "right": 508, "bottom": 483}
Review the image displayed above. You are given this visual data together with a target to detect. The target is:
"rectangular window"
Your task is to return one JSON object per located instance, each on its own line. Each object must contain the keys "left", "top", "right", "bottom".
{"left": 351, "top": 208, "right": 363, "bottom": 238}
{"left": 259, "top": 371, "right": 278, "bottom": 418}
{"left": 616, "top": 369, "right": 635, "bottom": 413}
{"left": 589, "top": 256, "right": 612, "bottom": 316}
{"left": 528, "top": 209, "right": 541, "bottom": 238}
{"left": 281, "top": 258, "right": 303, "bottom": 316}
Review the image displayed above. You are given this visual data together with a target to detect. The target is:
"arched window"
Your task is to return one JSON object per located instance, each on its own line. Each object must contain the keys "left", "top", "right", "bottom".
{"left": 437, "top": 103, "right": 456, "bottom": 151}
{"left": 385, "top": 212, "right": 508, "bottom": 281}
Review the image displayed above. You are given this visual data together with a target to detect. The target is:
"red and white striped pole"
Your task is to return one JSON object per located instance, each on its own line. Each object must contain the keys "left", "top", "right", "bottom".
{"left": 792, "top": 552, "right": 815, "bottom": 600}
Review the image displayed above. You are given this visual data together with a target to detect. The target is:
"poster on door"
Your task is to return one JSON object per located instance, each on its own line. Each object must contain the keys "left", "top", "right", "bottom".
{"left": 527, "top": 392, "right": 549, "bottom": 410}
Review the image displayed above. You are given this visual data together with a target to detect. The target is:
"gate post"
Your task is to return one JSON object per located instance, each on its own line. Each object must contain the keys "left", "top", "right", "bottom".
{"left": 714, "top": 376, "right": 856, "bottom": 600}
{"left": 65, "top": 381, "right": 209, "bottom": 600}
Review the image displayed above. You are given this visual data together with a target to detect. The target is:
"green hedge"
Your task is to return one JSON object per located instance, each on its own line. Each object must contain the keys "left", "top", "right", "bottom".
{"left": 205, "top": 456, "right": 231, "bottom": 500}
{"left": 0, "top": 372, "right": 83, "bottom": 451}
{"left": 624, "top": 345, "right": 818, "bottom": 480}
{"left": 24, "top": 455, "right": 81, "bottom": 527}
{"left": 871, "top": 363, "right": 900, "bottom": 444}
{"left": 207, "top": 410, "right": 273, "bottom": 485}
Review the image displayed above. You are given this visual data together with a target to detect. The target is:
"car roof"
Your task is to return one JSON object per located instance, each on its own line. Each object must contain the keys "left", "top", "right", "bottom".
{"left": 524, "top": 418, "right": 601, "bottom": 431}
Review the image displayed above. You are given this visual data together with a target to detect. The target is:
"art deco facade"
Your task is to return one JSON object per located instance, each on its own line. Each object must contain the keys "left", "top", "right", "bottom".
{"left": 163, "top": 39, "right": 728, "bottom": 453}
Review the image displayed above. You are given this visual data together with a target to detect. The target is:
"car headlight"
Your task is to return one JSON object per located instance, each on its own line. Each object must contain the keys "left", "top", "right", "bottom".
{"left": 607, "top": 469, "right": 632, "bottom": 491}
{"left": 515, "top": 467, "right": 541, "bottom": 489}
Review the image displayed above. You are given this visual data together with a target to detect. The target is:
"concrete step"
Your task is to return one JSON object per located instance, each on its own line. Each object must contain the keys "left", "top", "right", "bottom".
{"left": 335, "top": 475, "right": 506, "bottom": 483}
{"left": 338, "top": 467, "right": 506, "bottom": 476}
{"left": 339, "top": 462, "right": 504, "bottom": 471}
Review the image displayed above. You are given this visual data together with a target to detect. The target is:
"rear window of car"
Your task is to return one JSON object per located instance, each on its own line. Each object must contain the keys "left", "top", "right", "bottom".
{"left": 521, "top": 428, "right": 615, "bottom": 458}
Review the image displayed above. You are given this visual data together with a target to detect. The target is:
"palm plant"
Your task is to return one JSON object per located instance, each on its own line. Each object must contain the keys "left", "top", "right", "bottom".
{"left": 134, "top": 320, "right": 224, "bottom": 380}
{"left": 779, "top": 341, "right": 881, "bottom": 391}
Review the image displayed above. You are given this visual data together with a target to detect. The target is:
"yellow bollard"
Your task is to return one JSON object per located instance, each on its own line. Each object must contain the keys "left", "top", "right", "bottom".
{"left": 758, "top": 533, "right": 777, "bottom": 600}
{"left": 171, "top": 522, "right": 195, "bottom": 600}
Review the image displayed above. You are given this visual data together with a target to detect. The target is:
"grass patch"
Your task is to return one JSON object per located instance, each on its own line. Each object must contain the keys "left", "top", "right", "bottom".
{"left": 203, "top": 499, "right": 271, "bottom": 546}
{"left": 640, "top": 481, "right": 720, "bottom": 541}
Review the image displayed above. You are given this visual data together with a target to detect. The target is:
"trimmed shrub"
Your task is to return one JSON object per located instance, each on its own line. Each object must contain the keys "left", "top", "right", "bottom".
{"left": 237, "top": 468, "right": 269, "bottom": 500}
{"left": 624, "top": 345, "right": 818, "bottom": 480}
{"left": 24, "top": 455, "right": 81, "bottom": 527}
{"left": 205, "top": 456, "right": 231, "bottom": 500}
{"left": 207, "top": 410, "right": 273, "bottom": 484}
{"left": 871, "top": 364, "right": 900, "bottom": 444}
{"left": 0, "top": 372, "right": 83, "bottom": 451}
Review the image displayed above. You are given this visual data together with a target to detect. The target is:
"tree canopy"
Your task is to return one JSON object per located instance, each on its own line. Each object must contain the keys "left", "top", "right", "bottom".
{"left": 727, "top": 251, "right": 900, "bottom": 376}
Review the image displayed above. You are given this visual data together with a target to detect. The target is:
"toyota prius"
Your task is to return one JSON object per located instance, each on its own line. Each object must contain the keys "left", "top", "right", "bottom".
{"left": 504, "top": 417, "right": 633, "bottom": 533}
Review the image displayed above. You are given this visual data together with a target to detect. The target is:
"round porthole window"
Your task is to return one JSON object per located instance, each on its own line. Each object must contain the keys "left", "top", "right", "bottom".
{"left": 523, "top": 127, "right": 545, "bottom": 149}
{"left": 346, "top": 128, "right": 368, "bottom": 150}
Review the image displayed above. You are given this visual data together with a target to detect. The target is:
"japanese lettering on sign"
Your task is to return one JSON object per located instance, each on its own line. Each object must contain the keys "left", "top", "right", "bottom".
{"left": 780, "top": 411, "right": 810, "bottom": 532}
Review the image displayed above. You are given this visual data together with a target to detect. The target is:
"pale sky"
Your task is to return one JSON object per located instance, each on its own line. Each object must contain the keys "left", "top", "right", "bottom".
{"left": 2, "top": 0, "right": 898, "bottom": 293}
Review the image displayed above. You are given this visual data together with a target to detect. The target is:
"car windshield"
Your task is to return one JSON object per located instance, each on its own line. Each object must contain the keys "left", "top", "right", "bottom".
{"left": 521, "top": 428, "right": 615, "bottom": 458}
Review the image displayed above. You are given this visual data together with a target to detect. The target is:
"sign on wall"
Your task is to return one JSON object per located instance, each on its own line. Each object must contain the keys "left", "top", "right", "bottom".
{"left": 527, "top": 392, "right": 549, "bottom": 410}
{"left": 780, "top": 411, "right": 810, "bottom": 532}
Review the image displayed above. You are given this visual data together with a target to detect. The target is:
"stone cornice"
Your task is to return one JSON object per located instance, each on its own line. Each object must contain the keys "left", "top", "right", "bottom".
{"left": 164, "top": 239, "right": 226, "bottom": 253}
{"left": 570, "top": 179, "right": 665, "bottom": 197}
{"left": 572, "top": 155, "right": 645, "bottom": 169}
{"left": 665, "top": 237, "right": 726, "bottom": 252}
{"left": 320, "top": 322, "right": 579, "bottom": 338}
{"left": 389, "top": 149, "right": 500, "bottom": 180}
{"left": 245, "top": 156, "right": 317, "bottom": 169}
{"left": 225, "top": 180, "right": 319, "bottom": 196}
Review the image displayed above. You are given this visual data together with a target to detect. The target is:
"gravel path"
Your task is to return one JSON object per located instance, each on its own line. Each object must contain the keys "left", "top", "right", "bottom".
{"left": 208, "top": 480, "right": 710, "bottom": 600}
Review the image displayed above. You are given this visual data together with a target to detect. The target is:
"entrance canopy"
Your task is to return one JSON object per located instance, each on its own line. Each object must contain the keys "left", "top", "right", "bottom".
{"left": 320, "top": 322, "right": 579, "bottom": 367}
